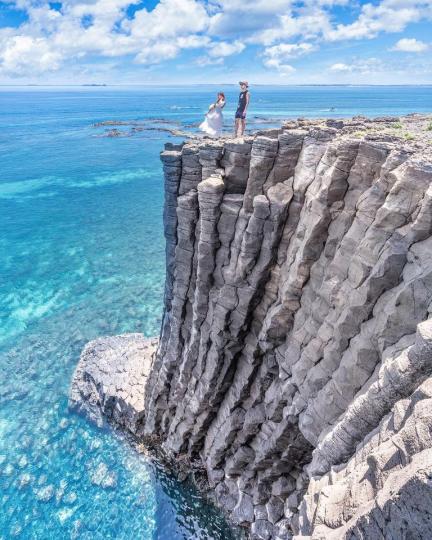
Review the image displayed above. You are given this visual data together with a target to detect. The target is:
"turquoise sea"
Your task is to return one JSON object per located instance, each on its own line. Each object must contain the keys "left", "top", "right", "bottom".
{"left": 1, "top": 85, "right": 431, "bottom": 539}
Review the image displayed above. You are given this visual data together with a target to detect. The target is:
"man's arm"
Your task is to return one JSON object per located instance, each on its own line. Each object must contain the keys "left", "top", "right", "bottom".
{"left": 243, "top": 92, "right": 250, "bottom": 117}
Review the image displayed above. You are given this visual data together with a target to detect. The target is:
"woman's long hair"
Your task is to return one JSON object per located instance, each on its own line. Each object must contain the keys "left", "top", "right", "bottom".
{"left": 217, "top": 92, "right": 225, "bottom": 102}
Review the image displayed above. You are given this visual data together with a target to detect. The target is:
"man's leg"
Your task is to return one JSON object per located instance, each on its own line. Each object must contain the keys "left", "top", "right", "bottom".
{"left": 240, "top": 118, "right": 246, "bottom": 136}
{"left": 234, "top": 118, "right": 240, "bottom": 137}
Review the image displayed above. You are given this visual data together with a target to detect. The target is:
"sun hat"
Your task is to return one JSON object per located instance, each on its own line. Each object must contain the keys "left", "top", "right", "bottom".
{"left": 239, "top": 81, "right": 249, "bottom": 87}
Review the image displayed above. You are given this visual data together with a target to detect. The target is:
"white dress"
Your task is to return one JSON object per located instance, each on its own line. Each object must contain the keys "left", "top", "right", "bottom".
{"left": 199, "top": 100, "right": 225, "bottom": 137}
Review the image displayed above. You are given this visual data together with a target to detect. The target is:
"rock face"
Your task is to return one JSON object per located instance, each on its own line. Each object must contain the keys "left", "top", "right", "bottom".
{"left": 71, "top": 116, "right": 432, "bottom": 539}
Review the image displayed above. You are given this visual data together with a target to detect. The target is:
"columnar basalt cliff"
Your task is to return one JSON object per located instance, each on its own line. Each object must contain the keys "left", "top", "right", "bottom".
{"left": 71, "top": 115, "right": 432, "bottom": 539}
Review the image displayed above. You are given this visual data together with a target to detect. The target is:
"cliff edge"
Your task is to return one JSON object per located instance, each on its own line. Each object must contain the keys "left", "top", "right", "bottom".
{"left": 70, "top": 115, "right": 432, "bottom": 539}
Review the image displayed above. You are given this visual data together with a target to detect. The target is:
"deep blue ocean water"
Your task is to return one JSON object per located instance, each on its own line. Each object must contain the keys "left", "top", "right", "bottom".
{"left": 1, "top": 85, "right": 431, "bottom": 539}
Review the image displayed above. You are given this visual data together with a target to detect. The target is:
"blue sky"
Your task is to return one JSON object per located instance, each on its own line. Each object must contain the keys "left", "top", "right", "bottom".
{"left": 0, "top": 0, "right": 431, "bottom": 84}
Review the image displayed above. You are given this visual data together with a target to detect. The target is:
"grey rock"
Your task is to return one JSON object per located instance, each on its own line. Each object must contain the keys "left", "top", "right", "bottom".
{"left": 274, "top": 519, "right": 293, "bottom": 540}
{"left": 272, "top": 477, "right": 295, "bottom": 497}
{"left": 69, "top": 334, "right": 157, "bottom": 433}
{"left": 252, "top": 519, "right": 275, "bottom": 540}
{"left": 297, "top": 377, "right": 432, "bottom": 539}
{"left": 70, "top": 116, "right": 432, "bottom": 539}
{"left": 266, "top": 496, "right": 285, "bottom": 524}
{"left": 232, "top": 491, "right": 254, "bottom": 525}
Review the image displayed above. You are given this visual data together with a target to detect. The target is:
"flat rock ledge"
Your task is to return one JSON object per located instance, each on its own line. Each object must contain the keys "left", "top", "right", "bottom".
{"left": 69, "top": 333, "right": 158, "bottom": 433}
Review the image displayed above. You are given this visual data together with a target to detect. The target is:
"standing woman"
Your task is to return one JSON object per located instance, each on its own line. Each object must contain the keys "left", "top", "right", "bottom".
{"left": 199, "top": 92, "right": 226, "bottom": 137}
{"left": 235, "top": 81, "right": 250, "bottom": 137}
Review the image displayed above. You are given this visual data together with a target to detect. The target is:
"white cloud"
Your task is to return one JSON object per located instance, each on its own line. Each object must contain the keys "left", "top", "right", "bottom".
{"left": 330, "top": 62, "right": 351, "bottom": 72}
{"left": 263, "top": 42, "right": 314, "bottom": 72}
{"left": 208, "top": 0, "right": 293, "bottom": 15}
{"left": 207, "top": 0, "right": 348, "bottom": 42}
{"left": 253, "top": 9, "right": 332, "bottom": 46}
{"left": 134, "top": 42, "right": 179, "bottom": 65}
{"left": 177, "top": 35, "right": 211, "bottom": 49}
{"left": 0, "top": 35, "right": 63, "bottom": 75}
{"left": 195, "top": 56, "right": 224, "bottom": 67}
{"left": 194, "top": 39, "right": 245, "bottom": 67}
{"left": 325, "top": 0, "right": 431, "bottom": 41}
{"left": 124, "top": 0, "right": 208, "bottom": 41}
{"left": 1, "top": 0, "right": 432, "bottom": 80}
{"left": 207, "top": 0, "right": 295, "bottom": 40}
{"left": 264, "top": 60, "right": 296, "bottom": 73}
{"left": 330, "top": 57, "right": 385, "bottom": 74}
{"left": 207, "top": 40, "right": 245, "bottom": 58}
{"left": 0, "top": 0, "right": 214, "bottom": 75}
{"left": 391, "top": 37, "right": 429, "bottom": 52}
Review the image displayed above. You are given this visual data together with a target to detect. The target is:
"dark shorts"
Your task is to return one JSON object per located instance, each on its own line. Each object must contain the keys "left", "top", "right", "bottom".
{"left": 235, "top": 109, "right": 246, "bottom": 119}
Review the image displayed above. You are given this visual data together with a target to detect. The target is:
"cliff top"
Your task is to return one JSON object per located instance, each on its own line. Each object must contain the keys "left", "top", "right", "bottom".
{"left": 165, "top": 114, "right": 432, "bottom": 161}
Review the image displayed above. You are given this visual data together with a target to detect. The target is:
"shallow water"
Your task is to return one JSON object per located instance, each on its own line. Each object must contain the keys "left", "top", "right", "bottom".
{"left": 1, "top": 85, "right": 431, "bottom": 539}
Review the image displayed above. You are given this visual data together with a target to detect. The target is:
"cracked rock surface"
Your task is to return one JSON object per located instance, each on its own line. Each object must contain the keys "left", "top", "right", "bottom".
{"left": 69, "top": 334, "right": 158, "bottom": 432}
{"left": 71, "top": 115, "right": 432, "bottom": 539}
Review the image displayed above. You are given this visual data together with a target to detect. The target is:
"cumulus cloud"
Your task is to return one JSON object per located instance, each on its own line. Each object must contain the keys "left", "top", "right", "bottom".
{"left": 124, "top": 0, "right": 208, "bottom": 41}
{"left": 0, "top": 35, "right": 63, "bottom": 75}
{"left": 134, "top": 42, "right": 179, "bottom": 65}
{"left": 207, "top": 0, "right": 349, "bottom": 42}
{"left": 194, "top": 39, "right": 245, "bottom": 67}
{"left": 1, "top": 0, "right": 432, "bottom": 79}
{"left": 330, "top": 62, "right": 351, "bottom": 72}
{"left": 207, "top": 40, "right": 245, "bottom": 58}
{"left": 0, "top": 0, "right": 213, "bottom": 75}
{"left": 391, "top": 37, "right": 429, "bottom": 52}
{"left": 263, "top": 42, "right": 314, "bottom": 72}
{"left": 330, "top": 57, "right": 385, "bottom": 74}
{"left": 253, "top": 10, "right": 332, "bottom": 46}
{"left": 325, "top": 0, "right": 432, "bottom": 41}
{"left": 207, "top": 0, "right": 293, "bottom": 39}
{"left": 195, "top": 55, "right": 224, "bottom": 67}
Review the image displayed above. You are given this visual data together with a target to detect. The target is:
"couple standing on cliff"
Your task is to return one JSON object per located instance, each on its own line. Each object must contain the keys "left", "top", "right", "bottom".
{"left": 199, "top": 81, "right": 250, "bottom": 138}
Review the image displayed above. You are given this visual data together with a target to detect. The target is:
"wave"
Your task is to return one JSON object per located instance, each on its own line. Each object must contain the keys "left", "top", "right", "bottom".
{"left": 168, "top": 105, "right": 200, "bottom": 110}
{"left": 0, "top": 169, "right": 153, "bottom": 199}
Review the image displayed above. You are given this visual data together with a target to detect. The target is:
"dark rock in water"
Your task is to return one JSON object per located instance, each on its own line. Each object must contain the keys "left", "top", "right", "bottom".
{"left": 93, "top": 118, "right": 192, "bottom": 139}
{"left": 93, "top": 120, "right": 132, "bottom": 127}
{"left": 105, "top": 128, "right": 126, "bottom": 137}
{"left": 71, "top": 115, "right": 432, "bottom": 539}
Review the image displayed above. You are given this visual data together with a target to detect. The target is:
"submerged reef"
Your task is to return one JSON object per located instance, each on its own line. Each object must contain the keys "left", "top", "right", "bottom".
{"left": 71, "top": 114, "right": 432, "bottom": 539}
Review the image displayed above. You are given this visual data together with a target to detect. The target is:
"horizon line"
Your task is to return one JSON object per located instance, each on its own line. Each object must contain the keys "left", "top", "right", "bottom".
{"left": 1, "top": 83, "right": 432, "bottom": 88}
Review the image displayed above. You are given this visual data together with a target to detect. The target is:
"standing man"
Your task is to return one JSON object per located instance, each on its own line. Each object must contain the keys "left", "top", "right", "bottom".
{"left": 235, "top": 81, "right": 250, "bottom": 138}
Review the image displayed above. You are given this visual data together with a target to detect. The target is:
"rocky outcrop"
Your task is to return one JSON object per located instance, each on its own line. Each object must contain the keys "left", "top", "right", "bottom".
{"left": 70, "top": 334, "right": 158, "bottom": 432}
{"left": 297, "top": 321, "right": 432, "bottom": 539}
{"left": 71, "top": 116, "right": 432, "bottom": 539}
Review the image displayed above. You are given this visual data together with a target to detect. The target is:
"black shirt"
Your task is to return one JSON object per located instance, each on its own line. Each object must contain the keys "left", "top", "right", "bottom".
{"left": 237, "top": 90, "right": 248, "bottom": 112}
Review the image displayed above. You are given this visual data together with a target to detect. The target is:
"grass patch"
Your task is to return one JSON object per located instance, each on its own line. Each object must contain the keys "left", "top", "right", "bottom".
{"left": 393, "top": 122, "right": 403, "bottom": 129}
{"left": 403, "top": 132, "right": 415, "bottom": 141}
{"left": 426, "top": 122, "right": 432, "bottom": 131}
